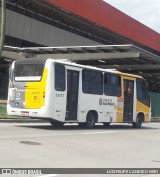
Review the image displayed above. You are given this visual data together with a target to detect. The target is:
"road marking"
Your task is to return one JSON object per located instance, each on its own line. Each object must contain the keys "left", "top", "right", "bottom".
{"left": 151, "top": 123, "right": 160, "bottom": 125}
{"left": 0, "top": 131, "right": 117, "bottom": 140}
{"left": 82, "top": 131, "right": 117, "bottom": 135}
{"left": 38, "top": 174, "right": 58, "bottom": 177}
{"left": 141, "top": 175, "right": 160, "bottom": 177}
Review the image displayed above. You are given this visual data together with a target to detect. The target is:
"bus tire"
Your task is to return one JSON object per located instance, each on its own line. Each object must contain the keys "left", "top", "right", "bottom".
{"left": 132, "top": 115, "right": 143, "bottom": 128}
{"left": 49, "top": 119, "right": 64, "bottom": 128}
{"left": 85, "top": 112, "right": 96, "bottom": 129}
{"left": 103, "top": 122, "right": 110, "bottom": 127}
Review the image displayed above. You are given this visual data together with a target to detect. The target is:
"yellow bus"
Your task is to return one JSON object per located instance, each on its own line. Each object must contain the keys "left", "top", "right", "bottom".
{"left": 7, "top": 58, "right": 151, "bottom": 128}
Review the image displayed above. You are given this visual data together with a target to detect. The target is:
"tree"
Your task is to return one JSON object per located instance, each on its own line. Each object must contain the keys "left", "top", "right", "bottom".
{"left": 0, "top": 0, "right": 6, "bottom": 58}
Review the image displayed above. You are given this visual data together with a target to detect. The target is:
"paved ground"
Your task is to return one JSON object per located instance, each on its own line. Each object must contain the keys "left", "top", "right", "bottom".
{"left": 0, "top": 122, "right": 160, "bottom": 177}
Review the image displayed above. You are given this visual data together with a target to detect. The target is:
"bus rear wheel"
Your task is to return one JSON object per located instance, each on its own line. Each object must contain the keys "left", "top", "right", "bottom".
{"left": 49, "top": 119, "right": 64, "bottom": 128}
{"left": 85, "top": 112, "right": 96, "bottom": 129}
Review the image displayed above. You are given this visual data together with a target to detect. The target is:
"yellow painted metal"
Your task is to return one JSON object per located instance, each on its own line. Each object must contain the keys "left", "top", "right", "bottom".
{"left": 25, "top": 68, "right": 48, "bottom": 109}
{"left": 136, "top": 100, "right": 150, "bottom": 122}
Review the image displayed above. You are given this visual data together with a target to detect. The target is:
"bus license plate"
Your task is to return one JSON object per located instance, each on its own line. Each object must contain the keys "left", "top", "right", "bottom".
{"left": 20, "top": 111, "right": 29, "bottom": 116}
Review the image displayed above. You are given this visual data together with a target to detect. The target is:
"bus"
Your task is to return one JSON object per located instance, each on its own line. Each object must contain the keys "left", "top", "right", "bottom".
{"left": 7, "top": 58, "right": 151, "bottom": 128}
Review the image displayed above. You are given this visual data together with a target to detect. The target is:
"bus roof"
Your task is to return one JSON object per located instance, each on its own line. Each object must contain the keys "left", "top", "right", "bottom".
{"left": 13, "top": 57, "right": 143, "bottom": 79}
{"left": 49, "top": 58, "right": 143, "bottom": 79}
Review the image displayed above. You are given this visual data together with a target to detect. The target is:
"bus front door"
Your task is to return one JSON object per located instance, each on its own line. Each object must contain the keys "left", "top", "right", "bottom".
{"left": 65, "top": 70, "right": 79, "bottom": 121}
{"left": 123, "top": 79, "right": 134, "bottom": 122}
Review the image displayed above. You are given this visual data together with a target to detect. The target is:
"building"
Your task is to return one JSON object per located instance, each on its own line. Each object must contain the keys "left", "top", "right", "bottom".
{"left": 0, "top": 0, "right": 160, "bottom": 105}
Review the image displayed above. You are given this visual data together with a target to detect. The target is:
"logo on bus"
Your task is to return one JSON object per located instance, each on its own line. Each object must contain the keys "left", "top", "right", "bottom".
{"left": 99, "top": 98, "right": 115, "bottom": 106}
{"left": 99, "top": 98, "right": 103, "bottom": 105}
{"left": 15, "top": 102, "right": 19, "bottom": 108}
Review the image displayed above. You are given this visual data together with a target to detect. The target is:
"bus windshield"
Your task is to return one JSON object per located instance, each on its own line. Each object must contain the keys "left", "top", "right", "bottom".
{"left": 14, "top": 63, "right": 44, "bottom": 81}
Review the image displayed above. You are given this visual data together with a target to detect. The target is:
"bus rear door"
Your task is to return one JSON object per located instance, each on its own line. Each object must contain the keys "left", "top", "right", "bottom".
{"left": 123, "top": 79, "right": 134, "bottom": 122}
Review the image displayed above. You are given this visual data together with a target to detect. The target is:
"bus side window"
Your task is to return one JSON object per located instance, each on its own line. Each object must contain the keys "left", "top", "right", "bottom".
{"left": 137, "top": 79, "right": 150, "bottom": 106}
{"left": 92, "top": 71, "right": 103, "bottom": 95}
{"left": 82, "top": 69, "right": 91, "bottom": 93}
{"left": 104, "top": 73, "right": 121, "bottom": 97}
{"left": 55, "top": 64, "right": 65, "bottom": 91}
{"left": 104, "top": 73, "right": 110, "bottom": 95}
{"left": 82, "top": 69, "right": 103, "bottom": 95}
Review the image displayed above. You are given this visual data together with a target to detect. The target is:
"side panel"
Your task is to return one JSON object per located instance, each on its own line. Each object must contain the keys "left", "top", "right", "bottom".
{"left": 51, "top": 91, "right": 67, "bottom": 121}
{"left": 79, "top": 94, "right": 117, "bottom": 123}
{"left": 136, "top": 101, "right": 150, "bottom": 122}
{"left": 116, "top": 77, "right": 123, "bottom": 122}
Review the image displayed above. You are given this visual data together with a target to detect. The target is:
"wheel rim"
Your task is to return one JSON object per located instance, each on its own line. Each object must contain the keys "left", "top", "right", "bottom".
{"left": 86, "top": 113, "right": 95, "bottom": 128}
{"left": 87, "top": 116, "right": 93, "bottom": 125}
{"left": 137, "top": 118, "right": 142, "bottom": 127}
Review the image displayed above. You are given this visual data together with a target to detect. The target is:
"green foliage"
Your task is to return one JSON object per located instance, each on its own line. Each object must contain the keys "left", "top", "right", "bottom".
{"left": 150, "top": 92, "right": 160, "bottom": 117}
{"left": 0, "top": 105, "right": 17, "bottom": 118}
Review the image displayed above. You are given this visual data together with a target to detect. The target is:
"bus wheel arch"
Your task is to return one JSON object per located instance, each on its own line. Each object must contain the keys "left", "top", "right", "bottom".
{"left": 133, "top": 112, "right": 144, "bottom": 128}
{"left": 85, "top": 110, "right": 98, "bottom": 129}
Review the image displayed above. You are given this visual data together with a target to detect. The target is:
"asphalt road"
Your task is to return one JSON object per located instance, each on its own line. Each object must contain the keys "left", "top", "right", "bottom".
{"left": 0, "top": 122, "right": 160, "bottom": 177}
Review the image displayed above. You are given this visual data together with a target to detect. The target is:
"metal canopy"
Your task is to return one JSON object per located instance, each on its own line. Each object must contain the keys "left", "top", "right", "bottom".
{"left": 3, "top": 44, "right": 140, "bottom": 60}
{"left": 2, "top": 44, "right": 160, "bottom": 92}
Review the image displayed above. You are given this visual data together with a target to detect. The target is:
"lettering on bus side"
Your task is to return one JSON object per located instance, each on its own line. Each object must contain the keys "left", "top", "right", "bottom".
{"left": 56, "top": 93, "right": 64, "bottom": 97}
{"left": 99, "top": 98, "right": 115, "bottom": 106}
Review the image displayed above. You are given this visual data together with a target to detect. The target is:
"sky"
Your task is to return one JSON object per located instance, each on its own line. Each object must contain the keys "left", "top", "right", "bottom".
{"left": 104, "top": 0, "right": 160, "bottom": 33}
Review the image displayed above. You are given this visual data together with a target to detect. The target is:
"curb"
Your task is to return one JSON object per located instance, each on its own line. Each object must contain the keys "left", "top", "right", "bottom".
{"left": 0, "top": 118, "right": 48, "bottom": 123}
{"left": 150, "top": 119, "right": 160, "bottom": 122}
{"left": 0, "top": 118, "right": 159, "bottom": 123}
